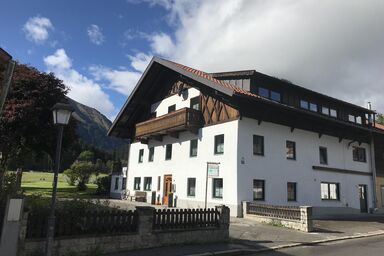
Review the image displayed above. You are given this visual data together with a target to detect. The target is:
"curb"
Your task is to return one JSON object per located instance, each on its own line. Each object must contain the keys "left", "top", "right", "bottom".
{"left": 187, "top": 230, "right": 384, "bottom": 256}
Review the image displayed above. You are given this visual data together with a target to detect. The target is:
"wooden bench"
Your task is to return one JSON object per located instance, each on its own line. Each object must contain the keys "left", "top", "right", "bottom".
{"left": 133, "top": 191, "right": 147, "bottom": 202}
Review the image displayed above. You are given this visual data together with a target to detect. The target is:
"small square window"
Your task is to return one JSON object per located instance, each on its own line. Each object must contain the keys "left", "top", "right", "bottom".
{"left": 138, "top": 149, "right": 144, "bottom": 163}
{"left": 253, "top": 135, "right": 264, "bottom": 156}
{"left": 356, "top": 116, "right": 362, "bottom": 124}
{"left": 321, "top": 182, "right": 340, "bottom": 200}
{"left": 148, "top": 147, "right": 154, "bottom": 162}
{"left": 322, "top": 106, "right": 329, "bottom": 115}
{"left": 168, "top": 104, "right": 176, "bottom": 113}
{"left": 270, "top": 91, "right": 281, "bottom": 102}
{"left": 212, "top": 178, "right": 223, "bottom": 198}
{"left": 330, "top": 109, "right": 337, "bottom": 117}
{"left": 286, "top": 141, "right": 296, "bottom": 160}
{"left": 309, "top": 103, "right": 318, "bottom": 112}
{"left": 165, "top": 144, "right": 172, "bottom": 160}
{"left": 253, "top": 179, "right": 265, "bottom": 201}
{"left": 214, "top": 134, "right": 224, "bottom": 155}
{"left": 287, "top": 182, "right": 297, "bottom": 201}
{"left": 353, "top": 147, "right": 366, "bottom": 162}
{"left": 258, "top": 87, "right": 269, "bottom": 98}
{"left": 187, "top": 178, "right": 196, "bottom": 197}
{"left": 348, "top": 114, "right": 355, "bottom": 122}
{"left": 190, "top": 96, "right": 200, "bottom": 110}
{"left": 190, "top": 139, "right": 198, "bottom": 157}
{"left": 319, "top": 147, "right": 328, "bottom": 165}
{"left": 300, "top": 100, "right": 309, "bottom": 109}
{"left": 144, "top": 177, "right": 152, "bottom": 191}
{"left": 134, "top": 177, "right": 141, "bottom": 190}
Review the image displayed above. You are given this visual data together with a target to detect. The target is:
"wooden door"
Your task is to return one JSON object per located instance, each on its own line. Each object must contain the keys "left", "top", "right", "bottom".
{"left": 358, "top": 184, "right": 368, "bottom": 213}
{"left": 163, "top": 175, "right": 172, "bottom": 205}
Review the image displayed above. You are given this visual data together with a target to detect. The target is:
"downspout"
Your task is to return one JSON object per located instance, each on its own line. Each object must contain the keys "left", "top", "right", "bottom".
{"left": 370, "top": 130, "right": 378, "bottom": 210}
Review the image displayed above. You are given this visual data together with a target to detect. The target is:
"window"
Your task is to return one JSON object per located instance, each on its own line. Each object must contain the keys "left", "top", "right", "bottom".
{"left": 287, "top": 182, "right": 297, "bottom": 201}
{"left": 356, "top": 116, "right": 362, "bottom": 124}
{"left": 114, "top": 177, "right": 119, "bottom": 190}
{"left": 165, "top": 144, "right": 172, "bottom": 160}
{"left": 353, "top": 147, "right": 366, "bottom": 162}
{"left": 190, "top": 139, "right": 198, "bottom": 157}
{"left": 321, "top": 106, "right": 329, "bottom": 115}
{"left": 253, "top": 135, "right": 264, "bottom": 156}
{"left": 212, "top": 178, "right": 223, "bottom": 198}
{"left": 148, "top": 147, "right": 154, "bottom": 162}
{"left": 138, "top": 149, "right": 144, "bottom": 163}
{"left": 190, "top": 96, "right": 200, "bottom": 110}
{"left": 187, "top": 178, "right": 196, "bottom": 197}
{"left": 270, "top": 91, "right": 281, "bottom": 102}
{"left": 214, "top": 134, "right": 224, "bottom": 154}
{"left": 258, "top": 87, "right": 269, "bottom": 98}
{"left": 348, "top": 114, "right": 355, "bottom": 122}
{"left": 144, "top": 177, "right": 152, "bottom": 191}
{"left": 321, "top": 182, "right": 340, "bottom": 200}
{"left": 168, "top": 104, "right": 176, "bottom": 113}
{"left": 300, "top": 100, "right": 309, "bottom": 109}
{"left": 253, "top": 179, "right": 265, "bottom": 201}
{"left": 330, "top": 109, "right": 337, "bottom": 117}
{"left": 319, "top": 147, "right": 328, "bottom": 165}
{"left": 149, "top": 111, "right": 157, "bottom": 119}
{"left": 286, "top": 141, "right": 296, "bottom": 160}
{"left": 134, "top": 177, "right": 141, "bottom": 190}
{"left": 309, "top": 103, "right": 318, "bottom": 112}
{"left": 122, "top": 178, "right": 127, "bottom": 190}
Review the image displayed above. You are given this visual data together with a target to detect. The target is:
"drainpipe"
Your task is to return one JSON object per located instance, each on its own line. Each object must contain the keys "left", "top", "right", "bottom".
{"left": 370, "top": 131, "right": 378, "bottom": 210}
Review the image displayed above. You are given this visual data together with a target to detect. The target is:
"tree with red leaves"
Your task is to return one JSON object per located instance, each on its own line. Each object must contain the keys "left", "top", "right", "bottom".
{"left": 0, "top": 63, "right": 77, "bottom": 187}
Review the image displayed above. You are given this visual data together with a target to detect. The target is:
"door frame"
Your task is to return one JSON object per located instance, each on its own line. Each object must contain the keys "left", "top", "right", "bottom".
{"left": 358, "top": 184, "right": 368, "bottom": 213}
{"left": 163, "top": 174, "right": 172, "bottom": 205}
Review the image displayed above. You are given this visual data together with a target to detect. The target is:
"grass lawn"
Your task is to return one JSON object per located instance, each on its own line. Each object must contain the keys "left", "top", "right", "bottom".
{"left": 21, "top": 171, "right": 105, "bottom": 199}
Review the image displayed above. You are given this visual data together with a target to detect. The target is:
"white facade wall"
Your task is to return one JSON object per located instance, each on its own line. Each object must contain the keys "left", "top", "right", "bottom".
{"left": 237, "top": 117, "right": 374, "bottom": 214}
{"left": 127, "top": 88, "right": 239, "bottom": 214}
{"left": 123, "top": 88, "right": 374, "bottom": 216}
{"left": 110, "top": 167, "right": 127, "bottom": 199}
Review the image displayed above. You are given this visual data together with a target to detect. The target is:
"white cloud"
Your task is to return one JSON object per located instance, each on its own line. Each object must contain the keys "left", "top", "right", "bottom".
{"left": 134, "top": 0, "right": 384, "bottom": 113}
{"left": 87, "top": 24, "right": 105, "bottom": 45}
{"left": 127, "top": 52, "right": 152, "bottom": 72}
{"left": 89, "top": 65, "right": 142, "bottom": 96}
{"left": 44, "top": 49, "right": 116, "bottom": 118}
{"left": 23, "top": 16, "right": 53, "bottom": 44}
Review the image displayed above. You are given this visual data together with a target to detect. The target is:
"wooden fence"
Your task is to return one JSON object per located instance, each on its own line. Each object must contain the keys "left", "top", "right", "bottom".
{"left": 153, "top": 208, "right": 220, "bottom": 230}
{"left": 26, "top": 209, "right": 138, "bottom": 239}
{"left": 246, "top": 202, "right": 301, "bottom": 220}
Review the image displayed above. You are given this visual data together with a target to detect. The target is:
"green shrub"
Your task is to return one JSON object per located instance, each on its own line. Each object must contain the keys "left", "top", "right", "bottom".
{"left": 95, "top": 175, "right": 111, "bottom": 195}
{"left": 63, "top": 169, "right": 77, "bottom": 186}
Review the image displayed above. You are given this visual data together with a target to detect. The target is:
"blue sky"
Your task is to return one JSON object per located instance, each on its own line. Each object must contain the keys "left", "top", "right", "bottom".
{"left": 1, "top": 0, "right": 384, "bottom": 120}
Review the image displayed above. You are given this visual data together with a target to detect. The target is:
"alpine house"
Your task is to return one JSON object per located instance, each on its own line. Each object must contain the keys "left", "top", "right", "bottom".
{"left": 108, "top": 57, "right": 384, "bottom": 217}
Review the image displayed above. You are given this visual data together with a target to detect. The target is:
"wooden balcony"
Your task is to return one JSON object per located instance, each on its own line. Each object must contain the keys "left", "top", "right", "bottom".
{"left": 135, "top": 107, "right": 204, "bottom": 141}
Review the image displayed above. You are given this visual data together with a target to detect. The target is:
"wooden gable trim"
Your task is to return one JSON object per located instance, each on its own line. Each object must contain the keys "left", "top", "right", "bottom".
{"left": 201, "top": 93, "right": 240, "bottom": 126}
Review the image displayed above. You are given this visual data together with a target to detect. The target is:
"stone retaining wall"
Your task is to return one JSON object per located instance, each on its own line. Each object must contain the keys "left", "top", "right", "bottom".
{"left": 242, "top": 201, "right": 313, "bottom": 232}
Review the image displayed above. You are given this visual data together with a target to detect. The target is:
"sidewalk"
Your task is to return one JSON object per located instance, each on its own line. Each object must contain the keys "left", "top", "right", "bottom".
{"left": 108, "top": 215, "right": 384, "bottom": 256}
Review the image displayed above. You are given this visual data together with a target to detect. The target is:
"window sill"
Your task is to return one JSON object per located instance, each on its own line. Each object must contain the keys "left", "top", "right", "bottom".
{"left": 253, "top": 153, "right": 264, "bottom": 156}
{"left": 286, "top": 158, "right": 296, "bottom": 161}
{"left": 189, "top": 155, "right": 197, "bottom": 158}
{"left": 214, "top": 153, "right": 224, "bottom": 156}
{"left": 187, "top": 195, "right": 196, "bottom": 198}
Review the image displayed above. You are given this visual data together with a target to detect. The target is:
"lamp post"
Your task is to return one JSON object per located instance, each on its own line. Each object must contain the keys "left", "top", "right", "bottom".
{"left": 45, "top": 103, "right": 74, "bottom": 256}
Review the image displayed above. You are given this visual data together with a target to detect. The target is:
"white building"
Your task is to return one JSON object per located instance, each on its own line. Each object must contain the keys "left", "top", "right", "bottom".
{"left": 109, "top": 57, "right": 384, "bottom": 217}
{"left": 110, "top": 167, "right": 127, "bottom": 199}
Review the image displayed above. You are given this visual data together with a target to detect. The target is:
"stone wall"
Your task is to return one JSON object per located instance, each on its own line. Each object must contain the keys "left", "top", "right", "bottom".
{"left": 19, "top": 205, "right": 230, "bottom": 256}
{"left": 242, "top": 201, "right": 313, "bottom": 232}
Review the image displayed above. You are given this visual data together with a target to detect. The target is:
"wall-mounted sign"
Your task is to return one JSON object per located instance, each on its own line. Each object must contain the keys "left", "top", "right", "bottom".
{"left": 207, "top": 163, "right": 219, "bottom": 177}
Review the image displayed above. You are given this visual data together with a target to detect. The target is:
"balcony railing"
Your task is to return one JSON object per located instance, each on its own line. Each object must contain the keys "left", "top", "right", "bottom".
{"left": 135, "top": 107, "right": 203, "bottom": 140}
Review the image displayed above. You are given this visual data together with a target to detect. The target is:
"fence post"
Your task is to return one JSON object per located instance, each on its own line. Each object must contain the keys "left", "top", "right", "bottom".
{"left": 242, "top": 201, "right": 248, "bottom": 218}
{"left": 136, "top": 206, "right": 155, "bottom": 236}
{"left": 215, "top": 205, "right": 230, "bottom": 230}
{"left": 300, "top": 206, "right": 313, "bottom": 232}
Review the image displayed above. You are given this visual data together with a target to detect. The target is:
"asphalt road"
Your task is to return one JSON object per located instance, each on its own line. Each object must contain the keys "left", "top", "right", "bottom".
{"left": 253, "top": 235, "right": 384, "bottom": 256}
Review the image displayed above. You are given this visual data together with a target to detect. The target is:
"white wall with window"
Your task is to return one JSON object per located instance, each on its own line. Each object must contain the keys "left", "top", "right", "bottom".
{"left": 237, "top": 117, "right": 373, "bottom": 215}
{"left": 110, "top": 167, "right": 128, "bottom": 199}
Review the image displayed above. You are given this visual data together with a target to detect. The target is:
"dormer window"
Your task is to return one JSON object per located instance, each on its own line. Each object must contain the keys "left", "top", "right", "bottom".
{"left": 168, "top": 104, "right": 176, "bottom": 113}
{"left": 309, "top": 103, "right": 318, "bottom": 112}
{"left": 258, "top": 87, "right": 281, "bottom": 102}
{"left": 258, "top": 87, "right": 269, "bottom": 98}
{"left": 321, "top": 106, "right": 329, "bottom": 115}
{"left": 300, "top": 100, "right": 309, "bottom": 109}
{"left": 330, "top": 109, "right": 337, "bottom": 117}
{"left": 270, "top": 91, "right": 281, "bottom": 102}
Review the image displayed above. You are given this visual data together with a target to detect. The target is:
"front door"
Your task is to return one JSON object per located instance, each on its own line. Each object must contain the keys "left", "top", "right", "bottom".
{"left": 358, "top": 184, "right": 368, "bottom": 213}
{"left": 163, "top": 175, "right": 172, "bottom": 205}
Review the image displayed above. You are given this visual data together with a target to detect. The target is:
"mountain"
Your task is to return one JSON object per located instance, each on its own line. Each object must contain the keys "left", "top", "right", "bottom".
{"left": 67, "top": 98, "right": 126, "bottom": 151}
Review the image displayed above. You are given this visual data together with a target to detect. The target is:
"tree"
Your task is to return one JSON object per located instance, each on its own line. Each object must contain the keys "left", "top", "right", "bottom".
{"left": 70, "top": 161, "right": 95, "bottom": 191}
{"left": 377, "top": 113, "right": 384, "bottom": 125}
{"left": 0, "top": 63, "right": 77, "bottom": 186}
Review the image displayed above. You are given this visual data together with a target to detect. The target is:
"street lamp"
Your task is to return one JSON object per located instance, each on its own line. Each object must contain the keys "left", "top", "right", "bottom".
{"left": 45, "top": 102, "right": 74, "bottom": 256}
